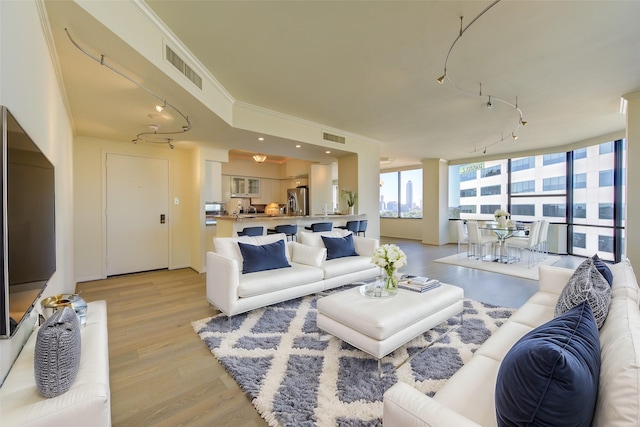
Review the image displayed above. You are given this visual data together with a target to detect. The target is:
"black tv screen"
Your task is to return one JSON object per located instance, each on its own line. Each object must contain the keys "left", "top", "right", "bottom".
{"left": 0, "top": 106, "right": 56, "bottom": 338}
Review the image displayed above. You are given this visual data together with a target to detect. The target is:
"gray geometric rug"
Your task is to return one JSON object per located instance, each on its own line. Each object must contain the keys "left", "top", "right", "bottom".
{"left": 192, "top": 287, "right": 514, "bottom": 427}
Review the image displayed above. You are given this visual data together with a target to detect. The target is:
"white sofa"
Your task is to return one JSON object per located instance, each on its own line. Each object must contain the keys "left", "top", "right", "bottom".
{"left": 384, "top": 260, "right": 640, "bottom": 426}
{"left": 0, "top": 301, "right": 111, "bottom": 427}
{"left": 207, "top": 231, "right": 379, "bottom": 316}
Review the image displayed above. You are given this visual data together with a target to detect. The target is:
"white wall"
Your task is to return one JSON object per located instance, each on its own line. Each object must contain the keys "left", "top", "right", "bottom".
{"left": 74, "top": 137, "right": 194, "bottom": 281}
{"left": 0, "top": 0, "right": 75, "bottom": 382}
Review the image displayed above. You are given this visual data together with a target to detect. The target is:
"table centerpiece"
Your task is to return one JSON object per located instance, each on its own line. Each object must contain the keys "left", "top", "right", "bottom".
{"left": 371, "top": 244, "right": 407, "bottom": 296}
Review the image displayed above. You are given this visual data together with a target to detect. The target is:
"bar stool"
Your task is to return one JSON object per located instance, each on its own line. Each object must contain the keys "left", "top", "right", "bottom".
{"left": 335, "top": 220, "right": 360, "bottom": 233}
{"left": 357, "top": 219, "right": 368, "bottom": 237}
{"left": 304, "top": 222, "right": 333, "bottom": 232}
{"left": 237, "top": 226, "right": 264, "bottom": 237}
{"left": 267, "top": 224, "right": 298, "bottom": 241}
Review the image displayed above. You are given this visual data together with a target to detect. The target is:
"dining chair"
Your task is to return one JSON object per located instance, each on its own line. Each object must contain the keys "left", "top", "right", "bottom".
{"left": 506, "top": 221, "right": 541, "bottom": 267}
{"left": 304, "top": 222, "right": 333, "bottom": 232}
{"left": 267, "top": 224, "right": 298, "bottom": 241}
{"left": 455, "top": 220, "right": 469, "bottom": 255}
{"left": 357, "top": 220, "right": 368, "bottom": 237}
{"left": 237, "top": 226, "right": 264, "bottom": 237}
{"left": 335, "top": 220, "right": 360, "bottom": 233}
{"left": 466, "top": 221, "right": 497, "bottom": 261}
{"left": 537, "top": 220, "right": 550, "bottom": 259}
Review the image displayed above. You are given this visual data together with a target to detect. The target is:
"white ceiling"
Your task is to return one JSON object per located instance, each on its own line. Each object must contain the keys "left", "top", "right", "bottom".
{"left": 43, "top": 1, "right": 640, "bottom": 168}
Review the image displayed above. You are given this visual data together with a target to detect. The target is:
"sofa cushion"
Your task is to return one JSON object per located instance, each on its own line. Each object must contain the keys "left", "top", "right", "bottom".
{"left": 555, "top": 257, "right": 611, "bottom": 328}
{"left": 34, "top": 306, "right": 82, "bottom": 398}
{"left": 214, "top": 233, "right": 290, "bottom": 272}
{"left": 321, "top": 255, "right": 377, "bottom": 280}
{"left": 291, "top": 242, "right": 326, "bottom": 267}
{"left": 238, "top": 239, "right": 291, "bottom": 274}
{"left": 609, "top": 258, "right": 640, "bottom": 304}
{"left": 592, "top": 292, "right": 640, "bottom": 425}
{"left": 495, "top": 302, "right": 600, "bottom": 427}
{"left": 298, "top": 229, "right": 350, "bottom": 248}
{"left": 321, "top": 234, "right": 358, "bottom": 260}
{"left": 237, "top": 263, "right": 324, "bottom": 298}
{"left": 592, "top": 253, "right": 613, "bottom": 286}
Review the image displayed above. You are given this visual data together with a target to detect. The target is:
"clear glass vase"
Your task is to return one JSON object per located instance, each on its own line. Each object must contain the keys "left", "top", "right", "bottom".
{"left": 383, "top": 269, "right": 398, "bottom": 296}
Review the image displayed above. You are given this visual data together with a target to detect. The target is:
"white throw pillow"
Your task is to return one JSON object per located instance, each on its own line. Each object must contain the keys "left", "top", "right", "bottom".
{"left": 291, "top": 242, "right": 327, "bottom": 267}
{"left": 298, "top": 229, "right": 350, "bottom": 248}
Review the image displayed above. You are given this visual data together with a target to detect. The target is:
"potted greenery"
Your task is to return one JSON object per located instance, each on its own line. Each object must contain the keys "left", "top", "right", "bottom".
{"left": 341, "top": 190, "right": 357, "bottom": 214}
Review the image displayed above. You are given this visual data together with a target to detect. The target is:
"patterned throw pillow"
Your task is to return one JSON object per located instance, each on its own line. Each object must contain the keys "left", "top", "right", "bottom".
{"left": 555, "top": 257, "right": 611, "bottom": 328}
{"left": 34, "top": 306, "right": 81, "bottom": 397}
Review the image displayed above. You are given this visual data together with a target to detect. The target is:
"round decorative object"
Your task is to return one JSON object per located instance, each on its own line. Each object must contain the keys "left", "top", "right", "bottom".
{"left": 265, "top": 203, "right": 280, "bottom": 216}
{"left": 359, "top": 283, "right": 397, "bottom": 298}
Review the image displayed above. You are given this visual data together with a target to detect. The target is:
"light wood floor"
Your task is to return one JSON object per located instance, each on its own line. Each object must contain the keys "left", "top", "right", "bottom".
{"left": 76, "top": 238, "right": 583, "bottom": 427}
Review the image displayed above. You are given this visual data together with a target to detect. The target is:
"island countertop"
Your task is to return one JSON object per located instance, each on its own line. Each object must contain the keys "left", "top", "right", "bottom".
{"left": 213, "top": 214, "right": 367, "bottom": 237}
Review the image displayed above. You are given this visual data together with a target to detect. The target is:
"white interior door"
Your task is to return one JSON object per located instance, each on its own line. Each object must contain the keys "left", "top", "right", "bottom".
{"left": 106, "top": 154, "right": 169, "bottom": 276}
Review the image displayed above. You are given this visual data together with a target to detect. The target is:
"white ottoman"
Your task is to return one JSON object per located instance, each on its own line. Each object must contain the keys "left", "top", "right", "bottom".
{"left": 317, "top": 283, "right": 464, "bottom": 361}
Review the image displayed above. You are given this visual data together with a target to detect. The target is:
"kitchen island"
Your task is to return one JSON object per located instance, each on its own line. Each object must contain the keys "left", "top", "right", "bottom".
{"left": 213, "top": 214, "right": 367, "bottom": 237}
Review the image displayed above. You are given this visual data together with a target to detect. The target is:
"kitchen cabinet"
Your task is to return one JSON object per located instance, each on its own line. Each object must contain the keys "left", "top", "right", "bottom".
{"left": 231, "top": 176, "right": 260, "bottom": 197}
{"left": 252, "top": 179, "right": 283, "bottom": 204}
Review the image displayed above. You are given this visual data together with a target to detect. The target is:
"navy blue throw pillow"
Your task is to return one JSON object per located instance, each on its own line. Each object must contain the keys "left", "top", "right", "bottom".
{"left": 238, "top": 239, "right": 291, "bottom": 274}
{"left": 321, "top": 234, "right": 358, "bottom": 260}
{"left": 495, "top": 301, "right": 600, "bottom": 427}
{"left": 592, "top": 253, "right": 613, "bottom": 287}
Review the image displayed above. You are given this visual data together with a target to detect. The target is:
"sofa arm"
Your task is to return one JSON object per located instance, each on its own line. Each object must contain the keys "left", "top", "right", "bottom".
{"left": 383, "top": 383, "right": 481, "bottom": 427}
{"left": 206, "top": 251, "right": 240, "bottom": 316}
{"left": 353, "top": 236, "right": 379, "bottom": 257}
{"left": 538, "top": 264, "right": 574, "bottom": 295}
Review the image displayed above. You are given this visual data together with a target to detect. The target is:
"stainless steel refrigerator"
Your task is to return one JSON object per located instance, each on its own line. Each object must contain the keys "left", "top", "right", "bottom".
{"left": 287, "top": 187, "right": 309, "bottom": 216}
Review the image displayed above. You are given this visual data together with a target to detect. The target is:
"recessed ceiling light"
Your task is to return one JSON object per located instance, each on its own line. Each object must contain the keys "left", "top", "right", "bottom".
{"left": 295, "top": 144, "right": 301, "bottom": 148}
{"left": 258, "top": 137, "right": 265, "bottom": 141}
{"left": 325, "top": 150, "right": 331, "bottom": 154}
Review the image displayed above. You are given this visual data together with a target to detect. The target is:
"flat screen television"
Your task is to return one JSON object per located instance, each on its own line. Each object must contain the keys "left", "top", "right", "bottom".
{"left": 0, "top": 106, "right": 56, "bottom": 338}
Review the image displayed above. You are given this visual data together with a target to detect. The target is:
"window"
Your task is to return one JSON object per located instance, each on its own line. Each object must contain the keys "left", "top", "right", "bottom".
{"left": 573, "top": 173, "right": 586, "bottom": 189}
{"left": 481, "top": 185, "right": 501, "bottom": 196}
{"left": 574, "top": 148, "right": 587, "bottom": 159}
{"left": 543, "top": 204, "right": 566, "bottom": 217}
{"left": 599, "top": 170, "right": 614, "bottom": 187}
{"left": 573, "top": 203, "right": 586, "bottom": 219}
{"left": 379, "top": 169, "right": 422, "bottom": 218}
{"left": 543, "top": 153, "right": 565, "bottom": 166}
{"left": 460, "top": 188, "right": 476, "bottom": 197}
{"left": 511, "top": 180, "right": 535, "bottom": 194}
{"left": 511, "top": 204, "right": 535, "bottom": 216}
{"left": 599, "top": 203, "right": 614, "bottom": 220}
{"left": 599, "top": 141, "right": 614, "bottom": 155}
{"left": 573, "top": 232, "right": 586, "bottom": 249}
{"left": 481, "top": 204, "right": 501, "bottom": 214}
{"left": 599, "top": 235, "right": 614, "bottom": 253}
{"left": 511, "top": 157, "right": 535, "bottom": 172}
{"left": 543, "top": 176, "right": 566, "bottom": 192}
{"left": 460, "top": 170, "right": 477, "bottom": 182}
{"left": 460, "top": 205, "right": 476, "bottom": 214}
{"left": 481, "top": 165, "right": 501, "bottom": 178}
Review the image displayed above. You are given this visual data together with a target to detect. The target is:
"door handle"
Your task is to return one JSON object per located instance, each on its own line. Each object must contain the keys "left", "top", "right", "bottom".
{"left": 160, "top": 214, "right": 165, "bottom": 224}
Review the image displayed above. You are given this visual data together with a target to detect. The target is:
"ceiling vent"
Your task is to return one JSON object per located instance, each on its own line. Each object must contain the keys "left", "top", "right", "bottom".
{"left": 165, "top": 45, "right": 202, "bottom": 90}
{"left": 322, "top": 131, "right": 346, "bottom": 144}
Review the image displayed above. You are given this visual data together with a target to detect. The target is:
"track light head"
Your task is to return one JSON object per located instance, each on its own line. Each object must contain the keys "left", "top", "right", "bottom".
{"left": 520, "top": 119, "right": 528, "bottom": 126}
{"left": 483, "top": 147, "right": 487, "bottom": 154}
{"left": 512, "top": 132, "right": 518, "bottom": 140}
{"left": 155, "top": 102, "right": 166, "bottom": 113}
{"left": 437, "top": 73, "right": 446, "bottom": 84}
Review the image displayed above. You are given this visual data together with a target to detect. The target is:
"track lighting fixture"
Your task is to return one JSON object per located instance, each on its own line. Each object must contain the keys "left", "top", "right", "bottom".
{"left": 65, "top": 29, "right": 191, "bottom": 149}
{"left": 435, "top": 0, "right": 529, "bottom": 155}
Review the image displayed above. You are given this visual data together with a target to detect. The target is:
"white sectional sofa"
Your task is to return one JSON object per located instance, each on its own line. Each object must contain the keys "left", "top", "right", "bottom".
{"left": 384, "top": 260, "right": 640, "bottom": 426}
{"left": 207, "top": 231, "right": 379, "bottom": 316}
{"left": 0, "top": 301, "right": 111, "bottom": 427}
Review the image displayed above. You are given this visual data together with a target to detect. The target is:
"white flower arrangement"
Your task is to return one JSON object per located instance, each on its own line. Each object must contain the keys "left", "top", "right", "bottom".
{"left": 371, "top": 244, "right": 407, "bottom": 274}
{"left": 494, "top": 209, "right": 510, "bottom": 218}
